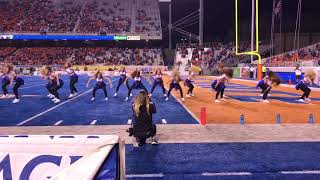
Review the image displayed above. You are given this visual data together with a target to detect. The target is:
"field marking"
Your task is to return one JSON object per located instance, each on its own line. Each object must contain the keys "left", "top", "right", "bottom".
{"left": 20, "top": 83, "right": 46, "bottom": 90}
{"left": 281, "top": 170, "right": 320, "bottom": 174}
{"left": 126, "top": 173, "right": 164, "bottom": 178}
{"left": 54, "top": 120, "right": 63, "bottom": 126}
{"left": 161, "top": 119, "right": 167, "bottom": 124}
{"left": 17, "top": 89, "right": 93, "bottom": 126}
{"left": 17, "top": 79, "right": 116, "bottom": 126}
{"left": 202, "top": 172, "right": 252, "bottom": 176}
{"left": 90, "top": 120, "right": 97, "bottom": 125}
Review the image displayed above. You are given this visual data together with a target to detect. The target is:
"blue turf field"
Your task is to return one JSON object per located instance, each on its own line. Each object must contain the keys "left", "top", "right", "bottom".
{"left": 0, "top": 75, "right": 197, "bottom": 126}
{"left": 194, "top": 81, "right": 320, "bottom": 104}
{"left": 126, "top": 142, "right": 320, "bottom": 179}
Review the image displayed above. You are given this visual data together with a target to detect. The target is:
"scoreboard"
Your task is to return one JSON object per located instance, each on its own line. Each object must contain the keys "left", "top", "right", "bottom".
{"left": 0, "top": 35, "right": 141, "bottom": 41}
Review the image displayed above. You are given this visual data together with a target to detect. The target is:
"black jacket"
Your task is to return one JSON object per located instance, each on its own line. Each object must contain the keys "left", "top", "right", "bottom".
{"left": 132, "top": 101, "right": 156, "bottom": 132}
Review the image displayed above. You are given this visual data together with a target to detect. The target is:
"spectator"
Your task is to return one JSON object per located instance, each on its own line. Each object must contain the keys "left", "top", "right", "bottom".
{"left": 128, "top": 91, "right": 158, "bottom": 147}
{"left": 249, "top": 65, "right": 255, "bottom": 79}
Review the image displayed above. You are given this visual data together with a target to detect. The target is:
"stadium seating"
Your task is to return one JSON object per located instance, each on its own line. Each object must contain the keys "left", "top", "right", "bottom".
{"left": 1, "top": 47, "right": 163, "bottom": 66}
{"left": 0, "top": 0, "right": 162, "bottom": 39}
{"left": 175, "top": 41, "right": 271, "bottom": 71}
{"left": 266, "top": 43, "right": 320, "bottom": 67}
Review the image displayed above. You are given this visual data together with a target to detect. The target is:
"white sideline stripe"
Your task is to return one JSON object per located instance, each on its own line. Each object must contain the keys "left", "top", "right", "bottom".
{"left": 54, "top": 120, "right": 63, "bottom": 126}
{"left": 22, "top": 95, "right": 42, "bottom": 97}
{"left": 281, "top": 170, "right": 320, "bottom": 174}
{"left": 20, "top": 83, "right": 46, "bottom": 89}
{"left": 17, "top": 89, "right": 93, "bottom": 126}
{"left": 161, "top": 119, "right": 167, "bottom": 124}
{"left": 17, "top": 79, "right": 116, "bottom": 126}
{"left": 126, "top": 173, "right": 164, "bottom": 178}
{"left": 90, "top": 120, "right": 97, "bottom": 125}
{"left": 163, "top": 87, "right": 200, "bottom": 124}
{"left": 202, "top": 172, "right": 252, "bottom": 176}
{"left": 127, "top": 119, "right": 132, "bottom": 125}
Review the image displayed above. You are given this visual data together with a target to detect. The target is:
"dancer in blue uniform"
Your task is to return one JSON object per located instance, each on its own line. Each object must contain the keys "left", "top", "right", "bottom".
{"left": 256, "top": 71, "right": 280, "bottom": 103}
{"left": 296, "top": 70, "right": 316, "bottom": 103}
{"left": 125, "top": 70, "right": 148, "bottom": 101}
{"left": 10, "top": 70, "right": 24, "bottom": 104}
{"left": 64, "top": 62, "right": 78, "bottom": 98}
{"left": 0, "top": 64, "right": 13, "bottom": 98}
{"left": 184, "top": 71, "right": 195, "bottom": 97}
{"left": 40, "top": 66, "right": 64, "bottom": 103}
{"left": 149, "top": 68, "right": 166, "bottom": 97}
{"left": 114, "top": 66, "right": 130, "bottom": 97}
{"left": 211, "top": 68, "right": 233, "bottom": 103}
{"left": 165, "top": 69, "right": 184, "bottom": 102}
{"left": 87, "top": 70, "right": 113, "bottom": 101}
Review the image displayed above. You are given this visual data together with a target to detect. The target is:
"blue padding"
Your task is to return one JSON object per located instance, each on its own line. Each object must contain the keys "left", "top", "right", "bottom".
{"left": 95, "top": 145, "right": 119, "bottom": 180}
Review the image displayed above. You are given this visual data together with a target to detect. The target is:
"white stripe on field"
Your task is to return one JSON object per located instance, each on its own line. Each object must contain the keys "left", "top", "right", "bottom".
{"left": 90, "top": 120, "right": 97, "bottom": 125}
{"left": 127, "top": 119, "right": 132, "bottom": 125}
{"left": 281, "top": 170, "right": 320, "bottom": 174}
{"left": 17, "top": 89, "right": 93, "bottom": 126}
{"left": 54, "top": 120, "right": 63, "bottom": 126}
{"left": 17, "top": 79, "right": 116, "bottom": 126}
{"left": 202, "top": 172, "right": 252, "bottom": 176}
{"left": 20, "top": 83, "right": 46, "bottom": 90}
{"left": 126, "top": 173, "right": 164, "bottom": 178}
{"left": 161, "top": 119, "right": 167, "bottom": 124}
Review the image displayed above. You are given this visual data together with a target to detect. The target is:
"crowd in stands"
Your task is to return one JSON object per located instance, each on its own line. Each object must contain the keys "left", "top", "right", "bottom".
{"left": 3, "top": 48, "right": 73, "bottom": 65}
{"left": 0, "top": 47, "right": 163, "bottom": 66}
{"left": 78, "top": 1, "right": 131, "bottom": 33}
{"left": 177, "top": 41, "right": 265, "bottom": 71}
{"left": 267, "top": 43, "right": 320, "bottom": 66}
{"left": 0, "top": 0, "right": 162, "bottom": 38}
{"left": 0, "top": 0, "right": 80, "bottom": 33}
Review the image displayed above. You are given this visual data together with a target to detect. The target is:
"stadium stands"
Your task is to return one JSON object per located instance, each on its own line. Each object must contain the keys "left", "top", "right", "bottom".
{"left": 175, "top": 41, "right": 271, "bottom": 72}
{"left": 266, "top": 43, "right": 320, "bottom": 67}
{"left": 0, "top": 0, "right": 162, "bottom": 39}
{"left": 1, "top": 47, "right": 163, "bottom": 66}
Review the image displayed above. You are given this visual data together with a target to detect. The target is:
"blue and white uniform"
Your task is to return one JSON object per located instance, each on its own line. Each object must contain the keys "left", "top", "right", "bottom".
{"left": 211, "top": 74, "right": 228, "bottom": 100}
{"left": 127, "top": 75, "right": 148, "bottom": 97}
{"left": 1, "top": 73, "right": 11, "bottom": 96}
{"left": 151, "top": 73, "right": 165, "bottom": 95}
{"left": 296, "top": 78, "right": 312, "bottom": 101}
{"left": 66, "top": 68, "right": 78, "bottom": 95}
{"left": 116, "top": 70, "right": 130, "bottom": 93}
{"left": 92, "top": 76, "right": 108, "bottom": 98}
{"left": 13, "top": 75, "right": 24, "bottom": 99}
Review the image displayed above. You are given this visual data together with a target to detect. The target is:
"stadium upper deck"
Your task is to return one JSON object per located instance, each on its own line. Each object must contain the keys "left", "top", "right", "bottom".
{"left": 0, "top": 0, "right": 162, "bottom": 39}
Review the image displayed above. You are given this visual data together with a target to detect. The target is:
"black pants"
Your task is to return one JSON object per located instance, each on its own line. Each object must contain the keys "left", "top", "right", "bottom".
{"left": 151, "top": 80, "right": 165, "bottom": 94}
{"left": 215, "top": 88, "right": 224, "bottom": 99}
{"left": 262, "top": 86, "right": 271, "bottom": 100}
{"left": 93, "top": 85, "right": 108, "bottom": 98}
{"left": 300, "top": 86, "right": 311, "bottom": 99}
{"left": 1, "top": 80, "right": 10, "bottom": 95}
{"left": 187, "top": 83, "right": 194, "bottom": 95}
{"left": 50, "top": 83, "right": 63, "bottom": 99}
{"left": 70, "top": 76, "right": 78, "bottom": 94}
{"left": 167, "top": 83, "right": 183, "bottom": 98}
{"left": 133, "top": 125, "right": 157, "bottom": 144}
{"left": 116, "top": 77, "right": 130, "bottom": 93}
{"left": 13, "top": 82, "right": 23, "bottom": 99}
{"left": 128, "top": 82, "right": 148, "bottom": 97}
{"left": 250, "top": 72, "right": 254, "bottom": 79}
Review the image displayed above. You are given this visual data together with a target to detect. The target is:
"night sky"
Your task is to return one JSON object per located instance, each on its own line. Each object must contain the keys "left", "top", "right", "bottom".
{"left": 159, "top": 0, "right": 320, "bottom": 47}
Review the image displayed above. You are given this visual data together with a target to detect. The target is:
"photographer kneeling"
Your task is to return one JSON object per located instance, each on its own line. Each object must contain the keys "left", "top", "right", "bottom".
{"left": 128, "top": 91, "right": 158, "bottom": 146}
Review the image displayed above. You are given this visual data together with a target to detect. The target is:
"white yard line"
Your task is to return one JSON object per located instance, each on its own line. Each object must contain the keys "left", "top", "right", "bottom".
{"left": 54, "top": 120, "right": 63, "bottom": 126}
{"left": 90, "top": 120, "right": 97, "bottom": 125}
{"left": 17, "top": 89, "right": 93, "bottom": 126}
